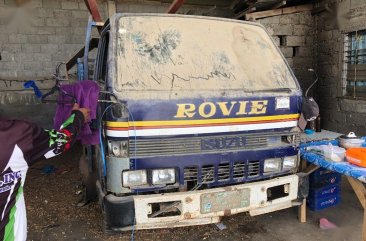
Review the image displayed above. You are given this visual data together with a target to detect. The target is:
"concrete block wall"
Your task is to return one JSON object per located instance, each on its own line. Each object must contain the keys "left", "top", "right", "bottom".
{"left": 0, "top": 0, "right": 91, "bottom": 80}
{"left": 257, "top": 12, "right": 316, "bottom": 96}
{"left": 314, "top": 0, "right": 366, "bottom": 135}
{"left": 0, "top": 0, "right": 93, "bottom": 126}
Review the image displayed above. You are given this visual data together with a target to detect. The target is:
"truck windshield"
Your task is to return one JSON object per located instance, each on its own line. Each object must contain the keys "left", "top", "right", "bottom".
{"left": 114, "top": 15, "right": 298, "bottom": 93}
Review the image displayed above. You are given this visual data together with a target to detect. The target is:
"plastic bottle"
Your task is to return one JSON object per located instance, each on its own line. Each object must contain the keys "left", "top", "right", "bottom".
{"left": 308, "top": 120, "right": 316, "bottom": 131}
{"left": 316, "top": 115, "right": 321, "bottom": 132}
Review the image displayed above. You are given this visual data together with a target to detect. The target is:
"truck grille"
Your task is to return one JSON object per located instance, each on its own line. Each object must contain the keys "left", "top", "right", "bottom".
{"left": 183, "top": 160, "right": 260, "bottom": 185}
{"left": 129, "top": 131, "right": 300, "bottom": 157}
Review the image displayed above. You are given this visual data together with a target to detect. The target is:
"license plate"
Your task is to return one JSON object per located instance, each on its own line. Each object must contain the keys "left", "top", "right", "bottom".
{"left": 200, "top": 189, "right": 250, "bottom": 214}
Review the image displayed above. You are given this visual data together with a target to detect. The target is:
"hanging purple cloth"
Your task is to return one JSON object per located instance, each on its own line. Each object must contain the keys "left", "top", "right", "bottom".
{"left": 53, "top": 80, "right": 100, "bottom": 145}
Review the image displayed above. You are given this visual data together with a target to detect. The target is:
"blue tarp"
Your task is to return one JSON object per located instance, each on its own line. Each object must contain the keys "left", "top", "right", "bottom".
{"left": 300, "top": 138, "right": 366, "bottom": 183}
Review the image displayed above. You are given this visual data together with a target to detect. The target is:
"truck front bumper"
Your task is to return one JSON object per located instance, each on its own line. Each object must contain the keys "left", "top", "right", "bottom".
{"left": 98, "top": 174, "right": 299, "bottom": 232}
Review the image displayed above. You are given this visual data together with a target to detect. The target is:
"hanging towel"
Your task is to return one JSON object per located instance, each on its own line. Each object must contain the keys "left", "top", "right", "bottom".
{"left": 53, "top": 80, "right": 100, "bottom": 145}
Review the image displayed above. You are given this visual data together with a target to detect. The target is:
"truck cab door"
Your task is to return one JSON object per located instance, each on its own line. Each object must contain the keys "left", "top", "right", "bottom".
{"left": 79, "top": 26, "right": 110, "bottom": 206}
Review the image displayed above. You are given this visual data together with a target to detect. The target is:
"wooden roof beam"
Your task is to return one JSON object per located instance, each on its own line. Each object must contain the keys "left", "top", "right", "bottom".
{"left": 167, "top": 0, "right": 186, "bottom": 13}
{"left": 234, "top": 0, "right": 258, "bottom": 19}
{"left": 83, "top": 0, "right": 103, "bottom": 22}
{"left": 246, "top": 4, "right": 313, "bottom": 21}
{"left": 235, "top": 5, "right": 257, "bottom": 19}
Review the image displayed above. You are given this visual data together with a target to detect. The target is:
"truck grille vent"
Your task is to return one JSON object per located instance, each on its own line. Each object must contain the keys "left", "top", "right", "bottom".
{"left": 233, "top": 162, "right": 246, "bottom": 179}
{"left": 129, "top": 131, "right": 300, "bottom": 157}
{"left": 201, "top": 165, "right": 215, "bottom": 183}
{"left": 183, "top": 160, "right": 260, "bottom": 185}
{"left": 248, "top": 161, "right": 260, "bottom": 177}
{"left": 217, "top": 163, "right": 230, "bottom": 181}
{"left": 183, "top": 166, "right": 198, "bottom": 182}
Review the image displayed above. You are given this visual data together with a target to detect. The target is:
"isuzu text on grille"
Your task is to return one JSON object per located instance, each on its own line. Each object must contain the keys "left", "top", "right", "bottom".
{"left": 201, "top": 136, "right": 247, "bottom": 150}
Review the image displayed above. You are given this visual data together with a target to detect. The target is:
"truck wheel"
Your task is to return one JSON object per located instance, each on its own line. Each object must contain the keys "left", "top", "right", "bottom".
{"left": 77, "top": 145, "right": 99, "bottom": 206}
{"left": 94, "top": 144, "right": 107, "bottom": 192}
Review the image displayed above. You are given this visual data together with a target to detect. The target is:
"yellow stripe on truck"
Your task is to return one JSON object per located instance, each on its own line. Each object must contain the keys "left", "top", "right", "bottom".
{"left": 105, "top": 113, "right": 300, "bottom": 128}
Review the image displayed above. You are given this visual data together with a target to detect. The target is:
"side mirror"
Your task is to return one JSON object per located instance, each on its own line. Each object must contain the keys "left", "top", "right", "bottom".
{"left": 298, "top": 97, "right": 319, "bottom": 131}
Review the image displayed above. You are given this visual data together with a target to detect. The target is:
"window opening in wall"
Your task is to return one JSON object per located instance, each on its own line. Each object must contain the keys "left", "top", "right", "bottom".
{"left": 279, "top": 35, "right": 287, "bottom": 46}
{"left": 293, "top": 46, "right": 300, "bottom": 57}
{"left": 343, "top": 30, "right": 366, "bottom": 98}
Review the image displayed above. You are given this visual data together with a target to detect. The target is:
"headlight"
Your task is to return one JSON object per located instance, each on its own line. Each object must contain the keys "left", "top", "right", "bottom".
{"left": 152, "top": 169, "right": 176, "bottom": 185}
{"left": 122, "top": 170, "right": 147, "bottom": 187}
{"left": 283, "top": 156, "right": 298, "bottom": 169}
{"left": 264, "top": 158, "right": 282, "bottom": 173}
{"left": 108, "top": 140, "right": 128, "bottom": 157}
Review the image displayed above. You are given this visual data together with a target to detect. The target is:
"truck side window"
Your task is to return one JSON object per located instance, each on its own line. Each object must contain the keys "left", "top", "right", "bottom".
{"left": 95, "top": 31, "right": 109, "bottom": 83}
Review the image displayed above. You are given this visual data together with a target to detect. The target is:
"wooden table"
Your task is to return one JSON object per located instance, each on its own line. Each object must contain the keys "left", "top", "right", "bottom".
{"left": 300, "top": 137, "right": 366, "bottom": 241}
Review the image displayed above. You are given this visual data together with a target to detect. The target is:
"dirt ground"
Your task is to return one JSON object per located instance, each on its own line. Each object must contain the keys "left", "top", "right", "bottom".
{"left": 25, "top": 145, "right": 363, "bottom": 241}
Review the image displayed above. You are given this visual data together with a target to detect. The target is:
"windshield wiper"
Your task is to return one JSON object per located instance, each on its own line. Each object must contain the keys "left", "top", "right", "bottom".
{"left": 247, "top": 88, "right": 293, "bottom": 93}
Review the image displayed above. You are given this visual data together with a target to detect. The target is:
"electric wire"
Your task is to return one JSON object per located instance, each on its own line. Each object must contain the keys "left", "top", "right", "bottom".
{"left": 131, "top": 216, "right": 136, "bottom": 241}
{"left": 305, "top": 69, "right": 319, "bottom": 97}
{"left": 98, "top": 104, "right": 114, "bottom": 177}
{"left": 125, "top": 105, "right": 137, "bottom": 241}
